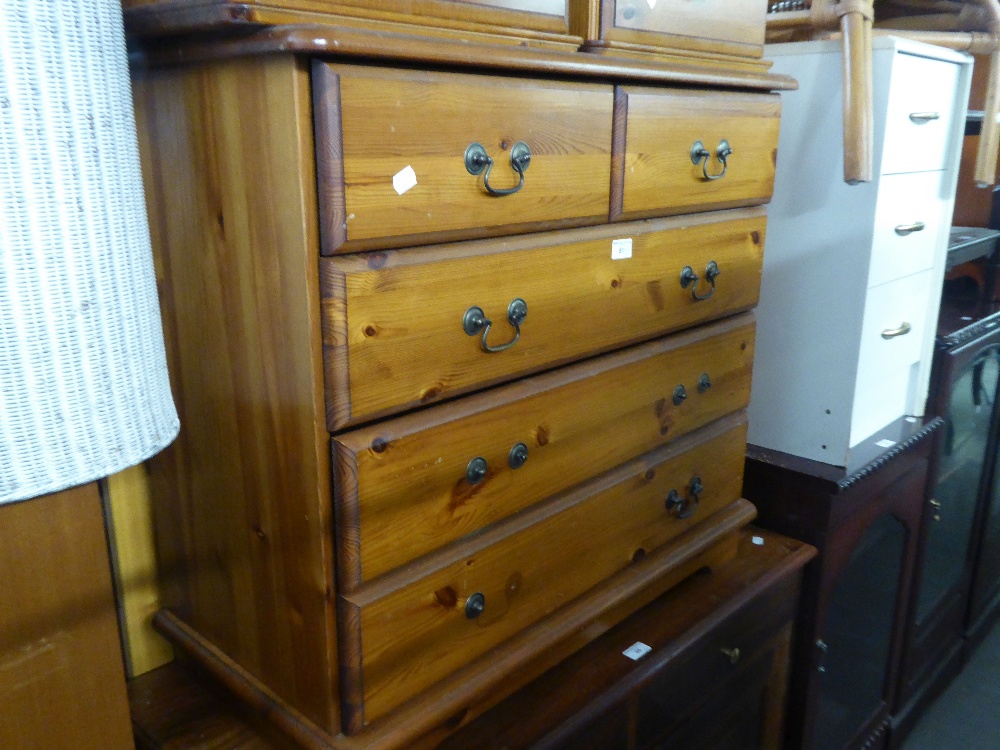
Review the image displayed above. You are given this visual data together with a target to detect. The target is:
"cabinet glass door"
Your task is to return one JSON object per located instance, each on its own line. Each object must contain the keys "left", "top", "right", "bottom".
{"left": 812, "top": 514, "right": 907, "bottom": 750}
{"left": 916, "top": 347, "right": 1000, "bottom": 623}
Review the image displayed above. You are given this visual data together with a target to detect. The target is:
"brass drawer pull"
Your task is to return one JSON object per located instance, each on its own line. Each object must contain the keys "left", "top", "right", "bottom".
{"left": 894, "top": 222, "right": 926, "bottom": 236}
{"left": 909, "top": 112, "right": 940, "bottom": 123}
{"left": 465, "top": 592, "right": 486, "bottom": 620}
{"left": 464, "top": 141, "right": 531, "bottom": 197}
{"left": 466, "top": 457, "right": 488, "bottom": 485}
{"left": 508, "top": 442, "right": 528, "bottom": 470}
{"left": 881, "top": 322, "right": 912, "bottom": 340}
{"left": 680, "top": 260, "right": 720, "bottom": 301}
{"left": 463, "top": 298, "right": 528, "bottom": 353}
{"left": 690, "top": 139, "right": 732, "bottom": 181}
{"left": 664, "top": 476, "right": 704, "bottom": 520}
{"left": 720, "top": 647, "right": 741, "bottom": 664}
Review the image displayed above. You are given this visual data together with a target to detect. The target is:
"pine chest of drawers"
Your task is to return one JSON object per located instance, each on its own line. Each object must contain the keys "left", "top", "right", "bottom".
{"left": 133, "top": 21, "right": 792, "bottom": 750}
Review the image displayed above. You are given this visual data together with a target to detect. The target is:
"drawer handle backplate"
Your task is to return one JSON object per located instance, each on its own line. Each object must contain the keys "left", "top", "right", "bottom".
{"left": 463, "top": 298, "right": 528, "bottom": 353}
{"left": 465, "top": 141, "right": 531, "bottom": 197}
{"left": 690, "top": 139, "right": 732, "bottom": 181}
{"left": 680, "top": 261, "right": 720, "bottom": 301}
{"left": 466, "top": 457, "right": 488, "bottom": 485}
{"left": 465, "top": 592, "right": 486, "bottom": 620}
{"left": 909, "top": 112, "right": 940, "bottom": 123}
{"left": 881, "top": 322, "right": 912, "bottom": 340}
{"left": 894, "top": 222, "right": 926, "bottom": 236}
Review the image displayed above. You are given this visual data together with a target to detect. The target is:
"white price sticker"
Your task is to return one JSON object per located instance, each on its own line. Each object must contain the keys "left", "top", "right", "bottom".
{"left": 623, "top": 642, "right": 652, "bottom": 661}
{"left": 611, "top": 238, "right": 633, "bottom": 260}
{"left": 875, "top": 439, "right": 897, "bottom": 448}
{"left": 392, "top": 165, "right": 418, "bottom": 195}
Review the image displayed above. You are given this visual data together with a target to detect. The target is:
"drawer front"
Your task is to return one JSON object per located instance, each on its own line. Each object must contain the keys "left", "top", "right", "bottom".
{"left": 314, "top": 63, "right": 614, "bottom": 253}
{"left": 851, "top": 271, "right": 933, "bottom": 445}
{"left": 322, "top": 210, "right": 766, "bottom": 429}
{"left": 868, "top": 172, "right": 945, "bottom": 288}
{"left": 612, "top": 87, "right": 779, "bottom": 221}
{"left": 341, "top": 416, "right": 750, "bottom": 724}
{"left": 604, "top": 0, "right": 765, "bottom": 58}
{"left": 881, "top": 53, "right": 960, "bottom": 175}
{"left": 333, "top": 313, "right": 756, "bottom": 586}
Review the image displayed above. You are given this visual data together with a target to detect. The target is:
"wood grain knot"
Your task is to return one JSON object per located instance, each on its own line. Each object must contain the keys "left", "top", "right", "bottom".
{"left": 610, "top": 278, "right": 621, "bottom": 289}
{"left": 367, "top": 252, "right": 388, "bottom": 269}
{"left": 363, "top": 325, "right": 378, "bottom": 337}
{"left": 420, "top": 385, "right": 442, "bottom": 402}
{"left": 434, "top": 586, "right": 458, "bottom": 609}
{"left": 751, "top": 230, "right": 761, "bottom": 245}
{"left": 535, "top": 425, "right": 550, "bottom": 446}
{"left": 632, "top": 548, "right": 647, "bottom": 563}
{"left": 644, "top": 468, "right": 656, "bottom": 481}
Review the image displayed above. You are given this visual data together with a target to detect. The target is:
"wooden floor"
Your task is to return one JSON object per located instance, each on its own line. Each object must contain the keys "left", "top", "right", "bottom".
{"left": 130, "top": 661, "right": 294, "bottom": 750}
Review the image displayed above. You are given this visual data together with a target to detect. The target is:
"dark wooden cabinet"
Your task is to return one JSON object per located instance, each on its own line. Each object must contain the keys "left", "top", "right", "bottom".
{"left": 892, "top": 306, "right": 1000, "bottom": 743}
{"left": 742, "top": 417, "right": 941, "bottom": 750}
{"left": 436, "top": 529, "right": 814, "bottom": 750}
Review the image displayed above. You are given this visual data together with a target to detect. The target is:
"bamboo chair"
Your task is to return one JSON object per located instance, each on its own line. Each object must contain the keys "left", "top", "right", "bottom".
{"left": 766, "top": 0, "right": 1000, "bottom": 187}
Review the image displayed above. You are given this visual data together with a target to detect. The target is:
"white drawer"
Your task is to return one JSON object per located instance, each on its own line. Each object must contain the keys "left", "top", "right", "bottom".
{"left": 868, "top": 171, "right": 946, "bottom": 288}
{"left": 881, "top": 53, "right": 961, "bottom": 175}
{"left": 851, "top": 271, "right": 933, "bottom": 445}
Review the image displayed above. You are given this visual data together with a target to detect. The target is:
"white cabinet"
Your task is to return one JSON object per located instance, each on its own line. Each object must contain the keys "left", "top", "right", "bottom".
{"left": 747, "top": 37, "right": 972, "bottom": 466}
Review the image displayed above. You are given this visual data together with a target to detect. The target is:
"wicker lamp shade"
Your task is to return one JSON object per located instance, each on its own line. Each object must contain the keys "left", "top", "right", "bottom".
{"left": 0, "top": 2, "right": 178, "bottom": 505}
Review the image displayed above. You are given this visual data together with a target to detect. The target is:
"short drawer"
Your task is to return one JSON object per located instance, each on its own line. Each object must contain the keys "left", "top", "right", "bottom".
{"left": 881, "top": 52, "right": 961, "bottom": 175}
{"left": 313, "top": 63, "right": 614, "bottom": 253}
{"left": 339, "top": 415, "right": 750, "bottom": 726}
{"left": 321, "top": 209, "right": 766, "bottom": 429}
{"left": 850, "top": 270, "right": 934, "bottom": 445}
{"left": 333, "top": 313, "right": 756, "bottom": 587}
{"left": 868, "top": 171, "right": 944, "bottom": 288}
{"left": 611, "top": 87, "right": 779, "bottom": 221}
{"left": 596, "top": 0, "right": 765, "bottom": 59}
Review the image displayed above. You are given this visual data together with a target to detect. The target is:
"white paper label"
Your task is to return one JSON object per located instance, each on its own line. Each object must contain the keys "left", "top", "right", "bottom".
{"left": 876, "top": 439, "right": 897, "bottom": 448}
{"left": 392, "top": 165, "right": 418, "bottom": 195}
{"left": 611, "top": 238, "right": 633, "bottom": 260}
{"left": 752, "top": 535, "right": 765, "bottom": 546}
{"left": 647, "top": 0, "right": 657, "bottom": 8}
{"left": 623, "top": 642, "right": 652, "bottom": 661}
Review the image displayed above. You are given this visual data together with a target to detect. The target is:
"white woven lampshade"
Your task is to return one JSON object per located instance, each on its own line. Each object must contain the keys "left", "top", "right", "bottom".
{"left": 0, "top": 2, "right": 179, "bottom": 505}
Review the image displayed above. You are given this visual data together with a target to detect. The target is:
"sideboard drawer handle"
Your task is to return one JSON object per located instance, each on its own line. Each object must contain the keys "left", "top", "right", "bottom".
{"left": 909, "top": 112, "right": 940, "bottom": 123}
{"left": 464, "top": 141, "right": 531, "bottom": 197}
{"left": 463, "top": 298, "right": 528, "bottom": 353}
{"left": 665, "top": 476, "right": 703, "bottom": 520}
{"left": 672, "top": 384, "right": 688, "bottom": 406}
{"left": 690, "top": 139, "right": 732, "bottom": 181}
{"left": 894, "top": 222, "right": 926, "bottom": 236}
{"left": 466, "top": 457, "right": 488, "bottom": 485}
{"left": 679, "top": 261, "right": 720, "bottom": 301}
{"left": 881, "top": 322, "right": 912, "bottom": 340}
{"left": 508, "top": 442, "right": 528, "bottom": 470}
{"left": 465, "top": 592, "right": 486, "bottom": 620}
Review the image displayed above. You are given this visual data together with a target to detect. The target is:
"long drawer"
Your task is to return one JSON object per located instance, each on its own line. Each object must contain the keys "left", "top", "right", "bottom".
{"left": 611, "top": 86, "right": 780, "bottom": 221}
{"left": 321, "top": 209, "right": 766, "bottom": 429}
{"left": 339, "top": 413, "right": 750, "bottom": 726}
{"left": 313, "top": 62, "right": 614, "bottom": 253}
{"left": 333, "top": 313, "right": 755, "bottom": 587}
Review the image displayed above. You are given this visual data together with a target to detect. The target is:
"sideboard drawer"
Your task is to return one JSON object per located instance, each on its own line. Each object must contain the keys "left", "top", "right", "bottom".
{"left": 611, "top": 87, "right": 779, "bottom": 221}
{"left": 340, "top": 415, "right": 749, "bottom": 725}
{"left": 321, "top": 209, "right": 766, "bottom": 429}
{"left": 314, "top": 63, "right": 614, "bottom": 253}
{"left": 868, "top": 171, "right": 944, "bottom": 288}
{"left": 881, "top": 52, "right": 961, "bottom": 175}
{"left": 333, "top": 313, "right": 755, "bottom": 587}
{"left": 851, "top": 270, "right": 934, "bottom": 445}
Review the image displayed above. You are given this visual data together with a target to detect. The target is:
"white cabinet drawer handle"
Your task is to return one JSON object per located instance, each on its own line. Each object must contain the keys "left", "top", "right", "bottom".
{"left": 909, "top": 112, "right": 940, "bottom": 123}
{"left": 894, "top": 222, "right": 926, "bottom": 236}
{"left": 881, "top": 322, "right": 912, "bottom": 340}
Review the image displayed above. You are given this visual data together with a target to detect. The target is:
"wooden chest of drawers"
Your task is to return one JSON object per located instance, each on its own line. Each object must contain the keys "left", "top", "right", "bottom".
{"left": 133, "top": 19, "right": 791, "bottom": 750}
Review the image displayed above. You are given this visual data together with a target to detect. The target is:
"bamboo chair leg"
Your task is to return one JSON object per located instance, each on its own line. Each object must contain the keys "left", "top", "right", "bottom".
{"left": 841, "top": 10, "right": 874, "bottom": 183}
{"left": 976, "top": 49, "right": 1000, "bottom": 186}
